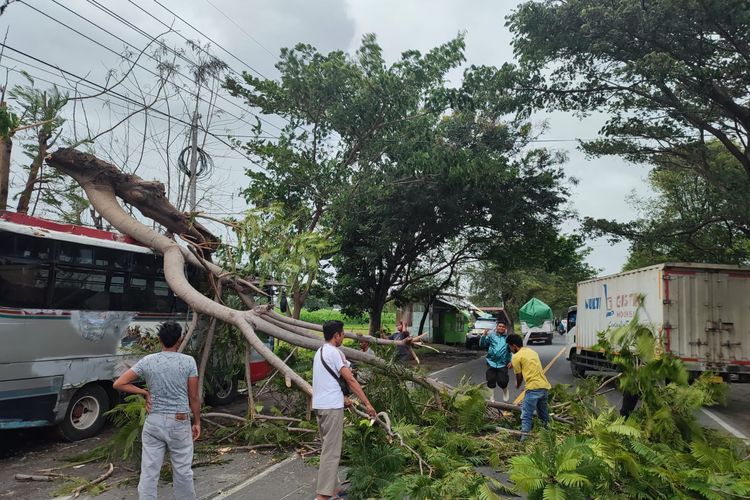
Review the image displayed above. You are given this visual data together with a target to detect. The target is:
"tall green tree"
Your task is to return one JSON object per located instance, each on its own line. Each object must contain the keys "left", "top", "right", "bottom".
{"left": 9, "top": 77, "right": 67, "bottom": 214}
{"left": 585, "top": 142, "right": 750, "bottom": 269}
{"left": 468, "top": 235, "right": 596, "bottom": 319}
{"left": 225, "top": 34, "right": 470, "bottom": 321}
{"left": 331, "top": 105, "right": 570, "bottom": 334}
{"left": 508, "top": 0, "right": 750, "bottom": 172}
{"left": 228, "top": 35, "right": 573, "bottom": 333}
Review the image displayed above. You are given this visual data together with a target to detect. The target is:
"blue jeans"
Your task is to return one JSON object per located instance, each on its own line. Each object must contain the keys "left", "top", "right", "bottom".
{"left": 520, "top": 389, "right": 549, "bottom": 437}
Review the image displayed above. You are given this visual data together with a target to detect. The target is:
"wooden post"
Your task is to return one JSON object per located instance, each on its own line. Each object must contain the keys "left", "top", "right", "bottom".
{"left": 245, "top": 343, "right": 255, "bottom": 419}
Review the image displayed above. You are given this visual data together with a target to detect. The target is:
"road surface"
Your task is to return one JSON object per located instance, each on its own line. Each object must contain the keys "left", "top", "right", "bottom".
{"left": 432, "top": 333, "right": 750, "bottom": 441}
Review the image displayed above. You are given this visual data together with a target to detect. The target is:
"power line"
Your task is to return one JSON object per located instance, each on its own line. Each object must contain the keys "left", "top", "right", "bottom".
{"left": 32, "top": 0, "right": 279, "bottom": 136}
{"left": 0, "top": 42, "right": 267, "bottom": 170}
{"left": 204, "top": 0, "right": 276, "bottom": 58}
{"left": 150, "top": 0, "right": 271, "bottom": 80}
{"left": 0, "top": 57, "right": 266, "bottom": 148}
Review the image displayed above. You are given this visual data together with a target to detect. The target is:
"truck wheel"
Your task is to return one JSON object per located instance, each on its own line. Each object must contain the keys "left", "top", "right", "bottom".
{"left": 545, "top": 336, "right": 553, "bottom": 345}
{"left": 569, "top": 352, "right": 586, "bottom": 378}
{"left": 58, "top": 385, "right": 110, "bottom": 441}
{"left": 205, "top": 376, "right": 238, "bottom": 406}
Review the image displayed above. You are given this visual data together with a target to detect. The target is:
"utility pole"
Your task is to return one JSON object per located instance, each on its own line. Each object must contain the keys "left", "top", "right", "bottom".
{"left": 188, "top": 103, "right": 200, "bottom": 212}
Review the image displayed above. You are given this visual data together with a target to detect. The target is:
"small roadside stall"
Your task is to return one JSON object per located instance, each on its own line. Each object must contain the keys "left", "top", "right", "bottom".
{"left": 399, "top": 295, "right": 485, "bottom": 345}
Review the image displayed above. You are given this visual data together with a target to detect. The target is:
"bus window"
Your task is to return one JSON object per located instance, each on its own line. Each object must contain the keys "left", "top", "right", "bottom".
{"left": 0, "top": 233, "right": 53, "bottom": 262}
{"left": 51, "top": 268, "right": 108, "bottom": 310}
{"left": 109, "top": 274, "right": 126, "bottom": 310}
{"left": 0, "top": 264, "right": 50, "bottom": 308}
{"left": 153, "top": 279, "right": 172, "bottom": 311}
{"left": 132, "top": 253, "right": 160, "bottom": 274}
{"left": 94, "top": 247, "right": 130, "bottom": 270}
{"left": 58, "top": 241, "right": 94, "bottom": 266}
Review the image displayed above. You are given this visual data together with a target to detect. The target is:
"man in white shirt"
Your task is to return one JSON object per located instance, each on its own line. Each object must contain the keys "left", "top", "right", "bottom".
{"left": 313, "top": 320, "right": 377, "bottom": 500}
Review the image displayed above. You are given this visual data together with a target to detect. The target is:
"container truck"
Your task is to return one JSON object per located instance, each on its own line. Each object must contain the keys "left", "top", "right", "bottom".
{"left": 567, "top": 263, "right": 750, "bottom": 382}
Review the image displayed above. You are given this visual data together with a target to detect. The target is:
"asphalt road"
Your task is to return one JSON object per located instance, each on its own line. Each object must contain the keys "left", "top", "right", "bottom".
{"left": 432, "top": 333, "right": 750, "bottom": 441}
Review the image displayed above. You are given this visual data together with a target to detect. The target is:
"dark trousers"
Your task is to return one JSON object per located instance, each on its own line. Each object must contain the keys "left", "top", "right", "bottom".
{"left": 620, "top": 390, "right": 639, "bottom": 417}
{"left": 485, "top": 365, "right": 509, "bottom": 389}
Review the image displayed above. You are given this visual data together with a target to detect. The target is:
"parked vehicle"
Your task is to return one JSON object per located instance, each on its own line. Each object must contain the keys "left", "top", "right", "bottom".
{"left": 521, "top": 321, "right": 555, "bottom": 345}
{"left": 519, "top": 298, "right": 554, "bottom": 345}
{"left": 465, "top": 317, "right": 497, "bottom": 350}
{"left": 0, "top": 212, "right": 271, "bottom": 440}
{"left": 568, "top": 263, "right": 750, "bottom": 382}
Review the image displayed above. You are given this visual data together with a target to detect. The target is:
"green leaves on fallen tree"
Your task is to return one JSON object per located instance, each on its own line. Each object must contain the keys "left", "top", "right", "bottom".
{"left": 341, "top": 373, "right": 518, "bottom": 499}
{"left": 510, "top": 313, "right": 749, "bottom": 499}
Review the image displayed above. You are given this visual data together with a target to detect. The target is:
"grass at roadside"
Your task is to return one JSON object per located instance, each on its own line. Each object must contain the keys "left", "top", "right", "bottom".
{"left": 299, "top": 309, "right": 396, "bottom": 334}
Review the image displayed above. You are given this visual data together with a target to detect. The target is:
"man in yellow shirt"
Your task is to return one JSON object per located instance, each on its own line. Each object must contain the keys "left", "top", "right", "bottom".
{"left": 507, "top": 333, "right": 551, "bottom": 439}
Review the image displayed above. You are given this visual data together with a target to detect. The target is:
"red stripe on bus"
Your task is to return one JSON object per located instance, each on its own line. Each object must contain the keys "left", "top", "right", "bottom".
{"left": 0, "top": 210, "right": 143, "bottom": 245}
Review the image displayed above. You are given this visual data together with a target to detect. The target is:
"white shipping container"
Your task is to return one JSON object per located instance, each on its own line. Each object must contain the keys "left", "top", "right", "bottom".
{"left": 569, "top": 263, "right": 750, "bottom": 381}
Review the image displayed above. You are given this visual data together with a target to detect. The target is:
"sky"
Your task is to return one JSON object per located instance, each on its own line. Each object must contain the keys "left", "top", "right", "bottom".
{"left": 1, "top": 0, "right": 652, "bottom": 275}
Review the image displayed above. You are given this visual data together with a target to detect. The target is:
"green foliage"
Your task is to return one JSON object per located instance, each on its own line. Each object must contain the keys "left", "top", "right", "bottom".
{"left": 227, "top": 204, "right": 339, "bottom": 316}
{"left": 340, "top": 372, "right": 512, "bottom": 499}
{"left": 509, "top": 0, "right": 750, "bottom": 269}
{"left": 228, "top": 34, "right": 572, "bottom": 333}
{"left": 585, "top": 142, "right": 750, "bottom": 269}
{"left": 468, "top": 235, "right": 597, "bottom": 317}
{"left": 508, "top": 0, "right": 750, "bottom": 171}
{"left": 509, "top": 314, "right": 750, "bottom": 499}
{"left": 298, "top": 308, "right": 396, "bottom": 331}
{"left": 0, "top": 102, "right": 20, "bottom": 138}
{"left": 510, "top": 431, "right": 602, "bottom": 499}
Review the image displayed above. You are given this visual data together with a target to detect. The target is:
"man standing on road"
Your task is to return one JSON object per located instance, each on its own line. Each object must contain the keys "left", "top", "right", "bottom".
{"left": 113, "top": 322, "right": 200, "bottom": 500}
{"left": 313, "top": 320, "right": 377, "bottom": 500}
{"left": 507, "top": 333, "right": 551, "bottom": 440}
{"left": 480, "top": 322, "right": 512, "bottom": 402}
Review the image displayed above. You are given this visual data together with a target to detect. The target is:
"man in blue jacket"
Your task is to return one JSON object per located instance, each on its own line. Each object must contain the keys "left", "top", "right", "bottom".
{"left": 479, "top": 322, "right": 511, "bottom": 402}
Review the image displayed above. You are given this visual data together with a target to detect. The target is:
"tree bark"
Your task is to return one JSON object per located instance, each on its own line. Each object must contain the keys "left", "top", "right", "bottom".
{"left": 0, "top": 134, "right": 11, "bottom": 211}
{"left": 46, "top": 148, "right": 218, "bottom": 251}
{"left": 16, "top": 133, "right": 48, "bottom": 213}
{"left": 368, "top": 301, "right": 385, "bottom": 337}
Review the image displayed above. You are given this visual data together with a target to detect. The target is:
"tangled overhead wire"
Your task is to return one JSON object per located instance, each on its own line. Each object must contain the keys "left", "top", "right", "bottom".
{"left": 178, "top": 146, "right": 215, "bottom": 178}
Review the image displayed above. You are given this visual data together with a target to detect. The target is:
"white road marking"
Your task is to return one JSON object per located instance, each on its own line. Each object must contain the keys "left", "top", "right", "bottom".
{"left": 210, "top": 453, "right": 299, "bottom": 499}
{"left": 700, "top": 408, "right": 749, "bottom": 442}
{"left": 430, "top": 364, "right": 463, "bottom": 376}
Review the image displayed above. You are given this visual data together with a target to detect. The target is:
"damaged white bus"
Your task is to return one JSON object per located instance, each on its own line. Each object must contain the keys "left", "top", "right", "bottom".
{"left": 0, "top": 212, "right": 271, "bottom": 440}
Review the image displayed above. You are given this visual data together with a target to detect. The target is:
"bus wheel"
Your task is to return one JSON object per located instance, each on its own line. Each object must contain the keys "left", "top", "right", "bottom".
{"left": 59, "top": 385, "right": 109, "bottom": 441}
{"left": 206, "top": 376, "right": 238, "bottom": 406}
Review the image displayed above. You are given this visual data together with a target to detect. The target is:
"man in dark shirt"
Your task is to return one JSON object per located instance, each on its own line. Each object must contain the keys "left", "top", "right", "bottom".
{"left": 388, "top": 321, "right": 413, "bottom": 361}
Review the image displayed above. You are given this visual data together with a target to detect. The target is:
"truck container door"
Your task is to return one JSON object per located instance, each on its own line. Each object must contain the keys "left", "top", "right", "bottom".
{"left": 664, "top": 269, "right": 713, "bottom": 365}
{"left": 712, "top": 271, "right": 750, "bottom": 374}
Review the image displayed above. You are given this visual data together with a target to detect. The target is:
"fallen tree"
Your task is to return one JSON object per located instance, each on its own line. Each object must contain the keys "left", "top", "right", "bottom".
{"left": 46, "top": 148, "right": 530, "bottom": 411}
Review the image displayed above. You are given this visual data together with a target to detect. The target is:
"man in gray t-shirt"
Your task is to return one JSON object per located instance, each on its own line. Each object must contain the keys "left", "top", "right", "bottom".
{"left": 114, "top": 322, "right": 200, "bottom": 500}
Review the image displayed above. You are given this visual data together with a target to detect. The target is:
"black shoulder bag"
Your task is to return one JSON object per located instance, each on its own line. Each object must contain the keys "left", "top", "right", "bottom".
{"left": 318, "top": 347, "right": 351, "bottom": 396}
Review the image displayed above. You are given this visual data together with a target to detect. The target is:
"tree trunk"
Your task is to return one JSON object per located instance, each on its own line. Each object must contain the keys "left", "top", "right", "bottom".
{"left": 368, "top": 301, "right": 385, "bottom": 337}
{"left": 0, "top": 134, "right": 11, "bottom": 211}
{"left": 16, "top": 135, "right": 48, "bottom": 213}
{"left": 292, "top": 284, "right": 304, "bottom": 320}
{"left": 417, "top": 297, "right": 433, "bottom": 335}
